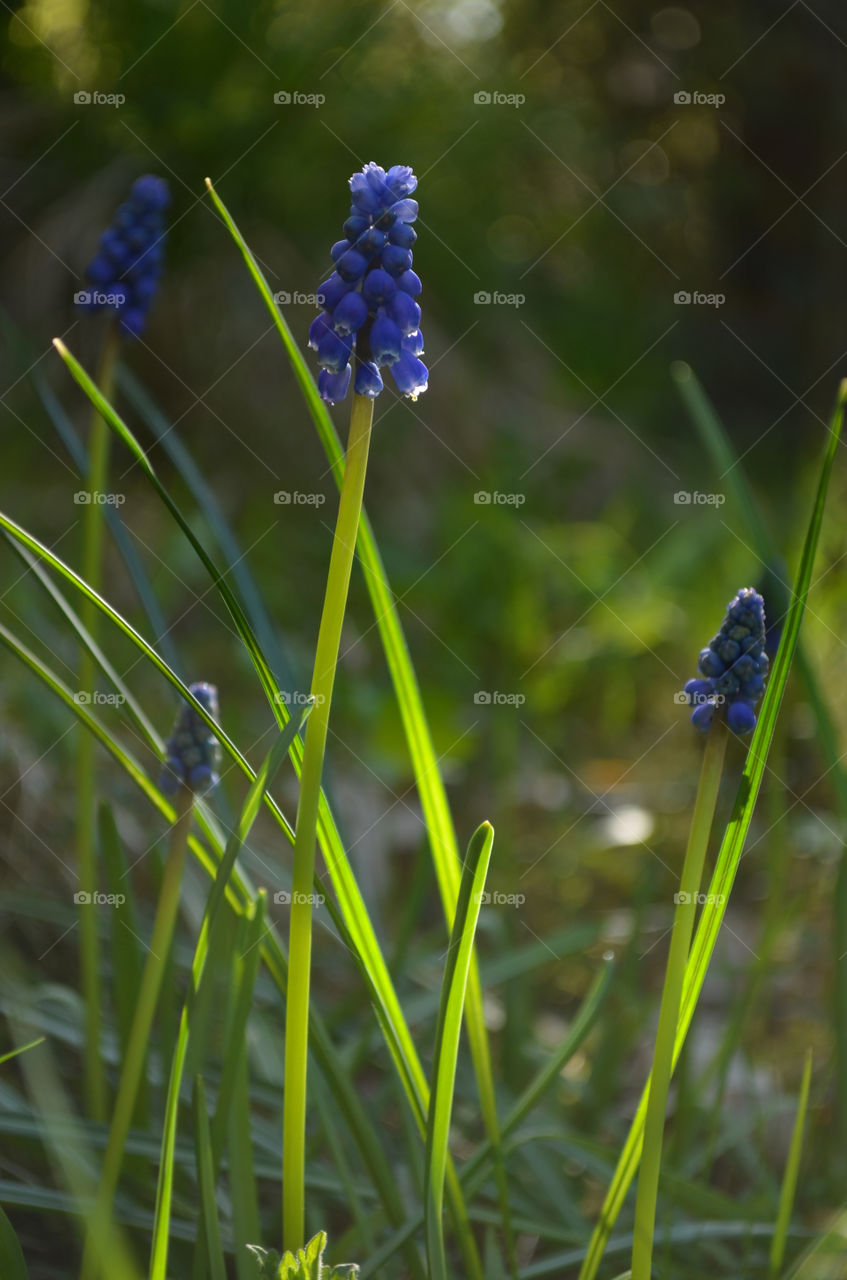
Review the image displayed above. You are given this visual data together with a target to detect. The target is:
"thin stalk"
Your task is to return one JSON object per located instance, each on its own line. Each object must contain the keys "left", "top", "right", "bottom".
{"left": 282, "top": 390, "right": 373, "bottom": 1252}
{"left": 76, "top": 324, "right": 119, "bottom": 1122}
{"left": 80, "top": 788, "right": 194, "bottom": 1280}
{"left": 631, "top": 720, "right": 728, "bottom": 1280}
{"left": 770, "top": 1048, "right": 812, "bottom": 1279}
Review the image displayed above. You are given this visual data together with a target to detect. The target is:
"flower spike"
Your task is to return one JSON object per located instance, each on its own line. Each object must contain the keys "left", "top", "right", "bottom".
{"left": 309, "top": 163, "right": 427, "bottom": 404}
{"left": 76, "top": 174, "right": 170, "bottom": 339}
{"left": 159, "top": 682, "right": 221, "bottom": 794}
{"left": 681, "top": 587, "right": 769, "bottom": 735}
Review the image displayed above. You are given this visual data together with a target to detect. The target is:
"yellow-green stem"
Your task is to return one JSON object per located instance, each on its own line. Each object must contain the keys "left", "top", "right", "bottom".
{"left": 80, "top": 789, "right": 194, "bottom": 1280}
{"left": 76, "top": 324, "right": 120, "bottom": 1122}
{"left": 631, "top": 719, "right": 727, "bottom": 1280}
{"left": 282, "top": 390, "right": 374, "bottom": 1252}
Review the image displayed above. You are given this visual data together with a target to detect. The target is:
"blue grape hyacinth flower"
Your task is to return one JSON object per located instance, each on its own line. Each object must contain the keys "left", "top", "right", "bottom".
{"left": 159, "top": 682, "right": 221, "bottom": 795}
{"left": 309, "top": 163, "right": 428, "bottom": 404}
{"left": 681, "top": 587, "right": 769, "bottom": 734}
{"left": 76, "top": 175, "right": 170, "bottom": 338}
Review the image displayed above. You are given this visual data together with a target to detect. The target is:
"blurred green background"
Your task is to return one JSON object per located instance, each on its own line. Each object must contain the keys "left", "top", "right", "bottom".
{"left": 2, "top": 0, "right": 847, "bottom": 1274}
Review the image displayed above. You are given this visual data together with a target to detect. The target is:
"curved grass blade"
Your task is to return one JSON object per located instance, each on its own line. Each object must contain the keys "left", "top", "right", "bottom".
{"left": 425, "top": 820, "right": 494, "bottom": 1280}
{"left": 205, "top": 177, "right": 512, "bottom": 1269}
{"left": 770, "top": 1049, "right": 812, "bottom": 1279}
{"left": 0, "top": 1206, "right": 30, "bottom": 1280}
{"left": 150, "top": 718, "right": 308, "bottom": 1280}
{"left": 579, "top": 380, "right": 846, "bottom": 1280}
{"left": 193, "top": 1076, "right": 227, "bottom": 1280}
{"left": 229, "top": 1050, "right": 261, "bottom": 1280}
{"left": 99, "top": 804, "right": 148, "bottom": 1132}
{"left": 361, "top": 952, "right": 613, "bottom": 1278}
{"left": 0, "top": 623, "right": 419, "bottom": 1275}
{"left": 673, "top": 361, "right": 847, "bottom": 1145}
{"left": 3, "top": 997, "right": 141, "bottom": 1280}
{"left": 115, "top": 364, "right": 295, "bottom": 690}
{"left": 28, "top": 362, "right": 179, "bottom": 672}
{"left": 45, "top": 347, "right": 476, "bottom": 1274}
{"left": 788, "top": 1205, "right": 847, "bottom": 1279}
{"left": 0, "top": 1038, "right": 45, "bottom": 1067}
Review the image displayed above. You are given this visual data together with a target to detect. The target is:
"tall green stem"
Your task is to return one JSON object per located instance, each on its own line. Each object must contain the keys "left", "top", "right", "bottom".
{"left": 631, "top": 720, "right": 727, "bottom": 1280}
{"left": 80, "top": 789, "right": 194, "bottom": 1280}
{"left": 282, "top": 391, "right": 374, "bottom": 1251}
{"left": 76, "top": 324, "right": 120, "bottom": 1122}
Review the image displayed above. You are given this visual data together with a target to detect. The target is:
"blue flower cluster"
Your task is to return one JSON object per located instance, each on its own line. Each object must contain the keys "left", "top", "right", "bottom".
{"left": 159, "top": 682, "right": 221, "bottom": 795}
{"left": 308, "top": 163, "right": 427, "bottom": 404}
{"left": 682, "top": 588, "right": 769, "bottom": 734}
{"left": 76, "top": 175, "right": 170, "bottom": 339}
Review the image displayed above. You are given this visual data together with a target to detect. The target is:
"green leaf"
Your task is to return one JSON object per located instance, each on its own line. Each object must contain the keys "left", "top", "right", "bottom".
{"left": 579, "top": 378, "right": 846, "bottom": 1280}
{"left": 150, "top": 715, "right": 310, "bottom": 1280}
{"left": 45, "top": 343, "right": 465, "bottom": 1279}
{"left": 99, "top": 803, "right": 147, "bottom": 1130}
{"left": 193, "top": 1076, "right": 227, "bottom": 1280}
{"left": 0, "top": 1206, "right": 30, "bottom": 1280}
{"left": 770, "top": 1048, "right": 813, "bottom": 1278}
{"left": 246, "top": 1232, "right": 358, "bottom": 1280}
{"left": 0, "top": 618, "right": 414, "bottom": 1271}
{"left": 360, "top": 953, "right": 614, "bottom": 1278}
{"left": 425, "top": 821, "right": 495, "bottom": 1280}
{"left": 0, "top": 1039, "right": 44, "bottom": 1068}
{"left": 206, "top": 176, "right": 503, "bottom": 1277}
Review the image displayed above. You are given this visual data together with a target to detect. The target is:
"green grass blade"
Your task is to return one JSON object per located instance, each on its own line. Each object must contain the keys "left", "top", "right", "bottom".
{"left": 0, "top": 1038, "right": 45, "bottom": 1067}
{"left": 465, "top": 952, "right": 614, "bottom": 1193}
{"left": 0, "top": 623, "right": 418, "bottom": 1275}
{"left": 770, "top": 1049, "right": 812, "bottom": 1279}
{"left": 99, "top": 803, "right": 148, "bottom": 1131}
{"left": 425, "top": 821, "right": 495, "bottom": 1280}
{"left": 788, "top": 1205, "right": 847, "bottom": 1278}
{"left": 579, "top": 380, "right": 846, "bottom": 1280}
{"left": 360, "top": 953, "right": 613, "bottom": 1278}
{"left": 40, "top": 347, "right": 479, "bottom": 1269}
{"left": 673, "top": 361, "right": 847, "bottom": 1145}
{"left": 193, "top": 1076, "right": 228, "bottom": 1280}
{"left": 209, "top": 893, "right": 268, "bottom": 1174}
{"left": 150, "top": 718, "right": 308, "bottom": 1280}
{"left": 28, "top": 362, "right": 179, "bottom": 672}
{"left": 229, "top": 1047, "right": 262, "bottom": 1280}
{"left": 52, "top": 338, "right": 288, "bottom": 735}
{"left": 0, "top": 1206, "right": 30, "bottom": 1280}
{"left": 206, "top": 176, "right": 510, "bottom": 1267}
{"left": 115, "top": 364, "right": 295, "bottom": 689}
